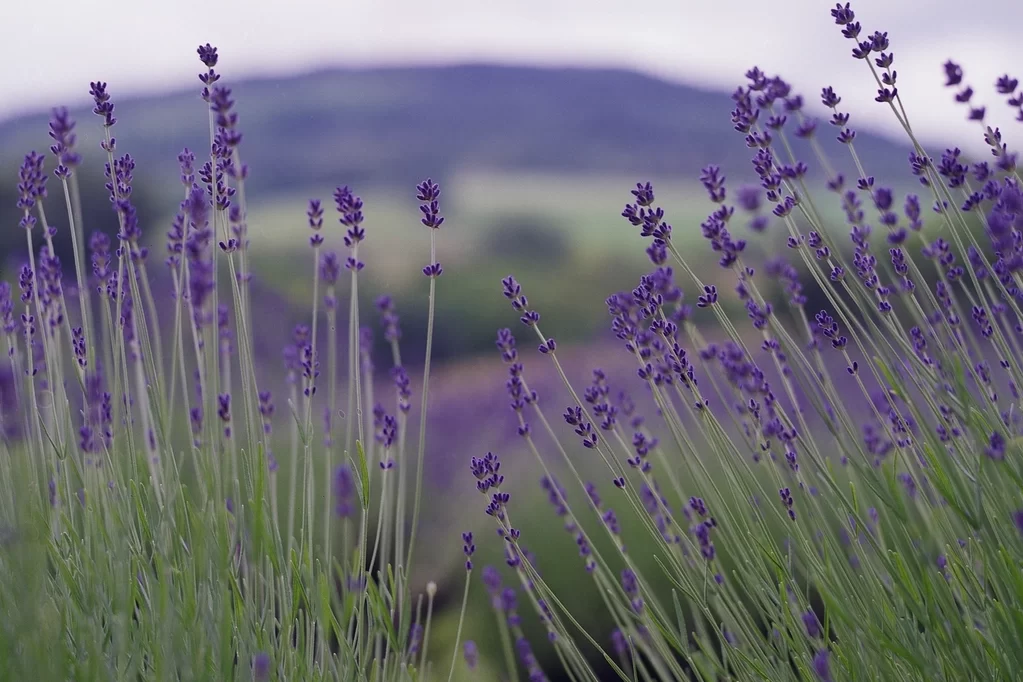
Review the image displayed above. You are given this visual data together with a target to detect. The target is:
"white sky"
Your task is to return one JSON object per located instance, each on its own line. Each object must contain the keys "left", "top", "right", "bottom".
{"left": 2, "top": 0, "right": 1021, "bottom": 153}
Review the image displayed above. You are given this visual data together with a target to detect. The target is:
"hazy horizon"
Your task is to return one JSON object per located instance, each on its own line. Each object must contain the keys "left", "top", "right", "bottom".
{"left": 3, "top": 0, "right": 1020, "bottom": 155}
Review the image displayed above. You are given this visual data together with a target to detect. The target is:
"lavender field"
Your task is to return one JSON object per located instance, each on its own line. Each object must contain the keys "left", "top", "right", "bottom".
{"left": 2, "top": 2, "right": 1023, "bottom": 681}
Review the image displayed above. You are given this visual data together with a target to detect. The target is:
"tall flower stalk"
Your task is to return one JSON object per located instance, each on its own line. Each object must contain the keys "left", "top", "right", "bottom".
{"left": 405, "top": 178, "right": 444, "bottom": 571}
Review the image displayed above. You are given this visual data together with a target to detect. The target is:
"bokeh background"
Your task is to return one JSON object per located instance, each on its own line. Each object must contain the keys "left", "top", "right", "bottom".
{"left": 1, "top": 1, "right": 1019, "bottom": 678}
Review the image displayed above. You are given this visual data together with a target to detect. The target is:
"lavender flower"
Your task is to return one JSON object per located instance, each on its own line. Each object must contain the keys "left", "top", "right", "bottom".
{"left": 416, "top": 178, "right": 444, "bottom": 229}
{"left": 307, "top": 198, "right": 324, "bottom": 248}
{"left": 803, "top": 609, "right": 822, "bottom": 638}
{"left": 319, "top": 251, "right": 341, "bottom": 288}
{"left": 541, "top": 476, "right": 568, "bottom": 517}
{"left": 563, "top": 405, "right": 598, "bottom": 448}
{"left": 0, "top": 284, "right": 14, "bottom": 337}
{"left": 252, "top": 652, "right": 270, "bottom": 681}
{"left": 463, "top": 640, "right": 478, "bottom": 670}
{"left": 986, "top": 431, "right": 1006, "bottom": 460}
{"left": 48, "top": 107, "right": 81, "bottom": 175}
{"left": 611, "top": 628, "right": 628, "bottom": 659}
{"left": 373, "top": 404, "right": 397, "bottom": 453}
{"left": 813, "top": 649, "right": 832, "bottom": 682}
{"left": 336, "top": 186, "right": 366, "bottom": 270}
{"left": 780, "top": 487, "right": 796, "bottom": 521}
{"left": 16, "top": 152, "right": 46, "bottom": 230}
{"left": 462, "top": 531, "right": 475, "bottom": 571}
{"left": 482, "top": 565, "right": 503, "bottom": 609}
{"left": 89, "top": 81, "right": 116, "bottom": 129}
{"left": 408, "top": 623, "right": 423, "bottom": 656}
{"left": 621, "top": 568, "right": 644, "bottom": 614}
{"left": 471, "top": 452, "right": 509, "bottom": 519}
{"left": 392, "top": 366, "right": 411, "bottom": 414}
{"left": 377, "top": 295, "right": 401, "bottom": 342}
{"left": 333, "top": 464, "right": 356, "bottom": 519}
{"left": 515, "top": 636, "right": 548, "bottom": 682}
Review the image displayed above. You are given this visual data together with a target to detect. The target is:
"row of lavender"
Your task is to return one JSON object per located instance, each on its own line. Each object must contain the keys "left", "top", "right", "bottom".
{"left": 462, "top": 4, "right": 1023, "bottom": 681}
{"left": 3, "top": 37, "right": 457, "bottom": 681}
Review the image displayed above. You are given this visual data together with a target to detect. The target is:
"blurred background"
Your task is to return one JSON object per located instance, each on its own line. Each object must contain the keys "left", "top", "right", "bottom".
{"left": 1, "top": 0, "right": 1020, "bottom": 678}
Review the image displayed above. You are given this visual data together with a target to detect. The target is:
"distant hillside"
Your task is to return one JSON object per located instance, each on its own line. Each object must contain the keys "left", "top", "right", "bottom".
{"left": 0, "top": 64, "right": 916, "bottom": 201}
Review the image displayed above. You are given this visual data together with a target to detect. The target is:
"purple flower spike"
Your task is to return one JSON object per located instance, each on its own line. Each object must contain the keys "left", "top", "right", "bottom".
{"left": 541, "top": 476, "right": 568, "bottom": 517}
{"left": 252, "top": 652, "right": 270, "bottom": 681}
{"left": 48, "top": 107, "right": 81, "bottom": 173}
{"left": 699, "top": 165, "right": 727, "bottom": 203}
{"left": 996, "top": 74, "right": 1019, "bottom": 95}
{"left": 621, "top": 568, "right": 644, "bottom": 613}
{"left": 319, "top": 251, "right": 341, "bottom": 287}
{"left": 697, "top": 285, "right": 718, "bottom": 308}
{"left": 803, "top": 610, "right": 822, "bottom": 638}
{"left": 89, "top": 81, "right": 116, "bottom": 128}
{"left": 1013, "top": 510, "right": 1023, "bottom": 538}
{"left": 830, "top": 3, "right": 854, "bottom": 26}
{"left": 408, "top": 623, "right": 423, "bottom": 656}
{"left": 813, "top": 649, "right": 832, "bottom": 682}
{"left": 390, "top": 366, "right": 411, "bottom": 415}
{"left": 307, "top": 199, "right": 323, "bottom": 230}
{"left": 336, "top": 186, "right": 366, "bottom": 248}
{"left": 502, "top": 275, "right": 540, "bottom": 325}
{"left": 611, "top": 629, "right": 628, "bottom": 659}
{"left": 986, "top": 431, "right": 1007, "bottom": 460}
{"left": 623, "top": 181, "right": 672, "bottom": 245}
{"left": 258, "top": 390, "right": 275, "bottom": 435}
{"left": 779, "top": 487, "right": 796, "bottom": 521}
{"left": 471, "top": 452, "right": 509, "bottom": 517}
{"left": 377, "top": 295, "right": 402, "bottom": 342}
{"left": 463, "top": 640, "right": 478, "bottom": 670}
{"left": 197, "top": 44, "right": 221, "bottom": 101}
{"left": 17, "top": 152, "right": 47, "bottom": 222}
{"left": 736, "top": 185, "right": 761, "bottom": 212}
{"left": 416, "top": 178, "right": 444, "bottom": 229}
{"left": 333, "top": 464, "right": 356, "bottom": 518}
{"left": 463, "top": 531, "right": 476, "bottom": 571}
{"left": 564, "top": 406, "right": 598, "bottom": 448}
{"left": 944, "top": 60, "right": 963, "bottom": 87}
{"left": 307, "top": 199, "right": 324, "bottom": 247}
{"left": 482, "top": 565, "right": 503, "bottom": 608}
{"left": 373, "top": 404, "right": 397, "bottom": 450}
{"left": 197, "top": 43, "right": 219, "bottom": 68}
{"left": 814, "top": 310, "right": 848, "bottom": 350}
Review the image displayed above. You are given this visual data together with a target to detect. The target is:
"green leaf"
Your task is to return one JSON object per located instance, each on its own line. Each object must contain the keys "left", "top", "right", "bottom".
{"left": 354, "top": 440, "right": 371, "bottom": 510}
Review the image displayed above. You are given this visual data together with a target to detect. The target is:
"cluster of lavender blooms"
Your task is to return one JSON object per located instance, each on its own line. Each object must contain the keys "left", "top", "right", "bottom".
{"left": 0, "top": 41, "right": 465, "bottom": 682}
{"left": 466, "top": 4, "right": 1023, "bottom": 681}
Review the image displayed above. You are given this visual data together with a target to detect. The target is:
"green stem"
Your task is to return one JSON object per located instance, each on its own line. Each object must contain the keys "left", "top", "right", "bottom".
{"left": 407, "top": 229, "right": 438, "bottom": 569}
{"left": 445, "top": 571, "right": 472, "bottom": 682}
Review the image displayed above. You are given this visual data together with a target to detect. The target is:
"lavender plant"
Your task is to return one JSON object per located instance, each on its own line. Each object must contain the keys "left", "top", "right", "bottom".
{"left": 0, "top": 44, "right": 448, "bottom": 682}
{"left": 470, "top": 6, "right": 1023, "bottom": 682}
{"left": 1, "top": 3, "right": 1022, "bottom": 682}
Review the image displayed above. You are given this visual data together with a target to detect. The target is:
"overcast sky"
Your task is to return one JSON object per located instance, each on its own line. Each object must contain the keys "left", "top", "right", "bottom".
{"left": 2, "top": 0, "right": 1020, "bottom": 152}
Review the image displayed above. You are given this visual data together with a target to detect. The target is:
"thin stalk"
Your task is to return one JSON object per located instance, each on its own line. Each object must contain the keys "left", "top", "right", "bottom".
{"left": 444, "top": 572, "right": 472, "bottom": 682}
{"left": 407, "top": 229, "right": 438, "bottom": 569}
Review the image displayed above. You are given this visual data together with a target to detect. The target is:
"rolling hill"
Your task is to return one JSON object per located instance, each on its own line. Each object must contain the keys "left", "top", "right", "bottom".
{"left": 0, "top": 64, "right": 916, "bottom": 202}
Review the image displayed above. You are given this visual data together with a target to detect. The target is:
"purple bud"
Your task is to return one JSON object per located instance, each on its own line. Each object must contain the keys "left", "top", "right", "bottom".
{"left": 252, "top": 652, "right": 270, "bottom": 681}
{"left": 463, "top": 641, "right": 478, "bottom": 670}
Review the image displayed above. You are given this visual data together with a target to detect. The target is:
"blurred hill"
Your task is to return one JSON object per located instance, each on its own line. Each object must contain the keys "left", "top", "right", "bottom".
{"left": 0, "top": 65, "right": 925, "bottom": 364}
{"left": 0, "top": 64, "right": 915, "bottom": 202}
